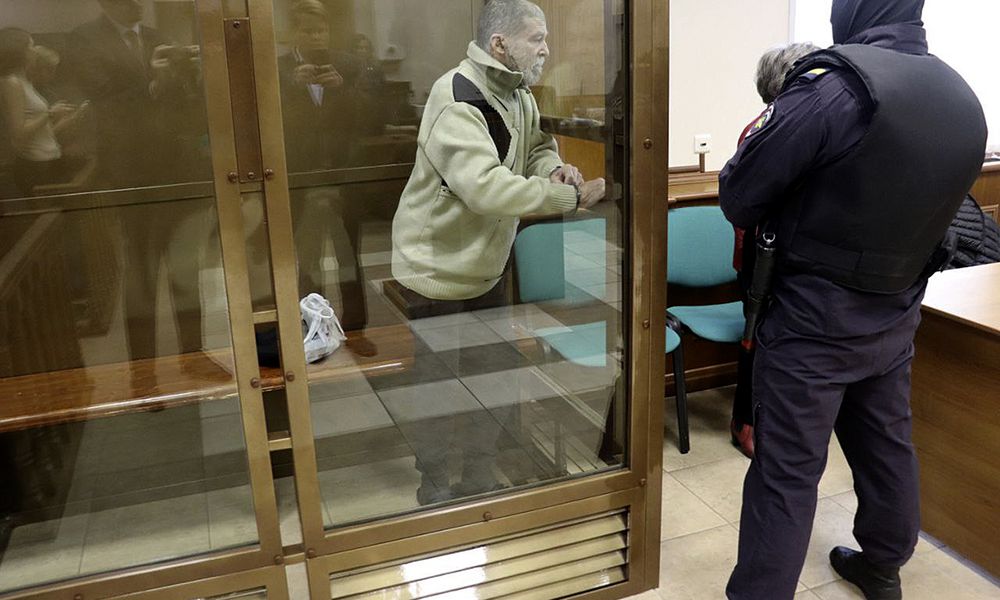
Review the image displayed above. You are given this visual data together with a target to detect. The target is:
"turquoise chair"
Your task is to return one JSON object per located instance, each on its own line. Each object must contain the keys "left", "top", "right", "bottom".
{"left": 514, "top": 219, "right": 688, "bottom": 458}
{"left": 666, "top": 206, "right": 745, "bottom": 453}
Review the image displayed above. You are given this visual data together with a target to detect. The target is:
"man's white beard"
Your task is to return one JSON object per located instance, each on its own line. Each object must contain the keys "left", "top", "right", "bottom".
{"left": 522, "top": 59, "right": 545, "bottom": 86}
{"left": 510, "top": 48, "right": 545, "bottom": 86}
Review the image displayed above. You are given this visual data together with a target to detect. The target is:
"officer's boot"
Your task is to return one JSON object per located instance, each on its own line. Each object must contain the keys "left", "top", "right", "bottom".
{"left": 829, "top": 547, "right": 902, "bottom": 600}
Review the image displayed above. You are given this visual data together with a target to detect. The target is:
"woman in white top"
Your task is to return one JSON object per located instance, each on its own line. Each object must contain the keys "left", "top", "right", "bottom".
{"left": 0, "top": 28, "right": 84, "bottom": 195}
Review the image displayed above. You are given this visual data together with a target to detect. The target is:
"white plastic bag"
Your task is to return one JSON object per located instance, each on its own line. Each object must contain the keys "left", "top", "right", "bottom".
{"left": 300, "top": 293, "right": 347, "bottom": 363}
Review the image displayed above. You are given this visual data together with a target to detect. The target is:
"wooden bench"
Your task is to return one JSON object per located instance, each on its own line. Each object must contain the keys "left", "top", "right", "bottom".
{"left": 0, "top": 324, "right": 415, "bottom": 434}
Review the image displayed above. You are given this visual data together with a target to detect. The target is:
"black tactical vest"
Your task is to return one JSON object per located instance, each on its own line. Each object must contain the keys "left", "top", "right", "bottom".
{"left": 776, "top": 44, "right": 987, "bottom": 293}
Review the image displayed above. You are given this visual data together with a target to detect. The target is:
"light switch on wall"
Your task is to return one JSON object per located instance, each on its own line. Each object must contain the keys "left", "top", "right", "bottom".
{"left": 694, "top": 134, "right": 712, "bottom": 155}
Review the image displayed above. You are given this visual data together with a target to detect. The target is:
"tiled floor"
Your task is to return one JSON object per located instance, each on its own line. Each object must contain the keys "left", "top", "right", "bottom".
{"left": 19, "top": 211, "right": 998, "bottom": 599}
{"left": 626, "top": 387, "right": 1000, "bottom": 600}
{"left": 0, "top": 222, "right": 629, "bottom": 594}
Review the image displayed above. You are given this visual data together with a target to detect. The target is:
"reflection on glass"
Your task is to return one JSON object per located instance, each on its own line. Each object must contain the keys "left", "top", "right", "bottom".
{"left": 283, "top": 0, "right": 627, "bottom": 529}
{"left": 0, "top": 0, "right": 210, "bottom": 199}
{"left": 0, "top": 1, "right": 256, "bottom": 593}
{"left": 276, "top": 0, "right": 434, "bottom": 174}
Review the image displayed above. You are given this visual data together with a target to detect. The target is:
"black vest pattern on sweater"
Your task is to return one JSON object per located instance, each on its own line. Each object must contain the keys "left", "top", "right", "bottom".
{"left": 452, "top": 73, "right": 511, "bottom": 163}
{"left": 777, "top": 44, "right": 988, "bottom": 293}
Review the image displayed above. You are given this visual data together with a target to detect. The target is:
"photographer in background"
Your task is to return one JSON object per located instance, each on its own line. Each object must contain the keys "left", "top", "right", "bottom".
{"left": 67, "top": 0, "right": 203, "bottom": 188}
{"left": 277, "top": 0, "right": 377, "bottom": 357}
{"left": 278, "top": 0, "right": 360, "bottom": 172}
{"left": 65, "top": 0, "right": 210, "bottom": 369}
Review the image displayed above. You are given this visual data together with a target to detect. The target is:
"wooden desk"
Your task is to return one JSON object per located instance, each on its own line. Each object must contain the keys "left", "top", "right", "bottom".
{"left": 912, "top": 262, "right": 1000, "bottom": 578}
{"left": 0, "top": 325, "right": 415, "bottom": 434}
{"left": 668, "top": 171, "right": 720, "bottom": 207}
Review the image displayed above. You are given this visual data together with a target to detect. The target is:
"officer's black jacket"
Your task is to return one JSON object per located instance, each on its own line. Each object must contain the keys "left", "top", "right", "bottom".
{"left": 719, "top": 23, "right": 961, "bottom": 340}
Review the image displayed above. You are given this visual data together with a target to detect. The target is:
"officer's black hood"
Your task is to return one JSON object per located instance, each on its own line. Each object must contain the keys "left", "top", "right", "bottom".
{"left": 831, "top": 0, "right": 925, "bottom": 45}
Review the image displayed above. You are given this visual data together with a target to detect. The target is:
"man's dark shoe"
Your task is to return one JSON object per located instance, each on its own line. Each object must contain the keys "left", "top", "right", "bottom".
{"left": 830, "top": 546, "right": 902, "bottom": 600}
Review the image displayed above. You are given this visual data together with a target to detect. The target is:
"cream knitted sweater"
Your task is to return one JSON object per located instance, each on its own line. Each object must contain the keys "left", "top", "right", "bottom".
{"left": 391, "top": 42, "right": 577, "bottom": 300}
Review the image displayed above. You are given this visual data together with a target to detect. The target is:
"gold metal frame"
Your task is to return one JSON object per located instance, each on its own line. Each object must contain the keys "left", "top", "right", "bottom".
{"left": 307, "top": 489, "right": 647, "bottom": 600}
{"left": 1, "top": 1, "right": 285, "bottom": 598}
{"left": 264, "top": 0, "right": 668, "bottom": 596}
{"left": 2, "top": 0, "right": 668, "bottom": 597}
{"left": 111, "top": 566, "right": 288, "bottom": 600}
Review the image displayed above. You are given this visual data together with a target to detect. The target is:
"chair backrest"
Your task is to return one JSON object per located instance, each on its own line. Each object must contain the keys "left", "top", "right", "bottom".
{"left": 667, "top": 206, "right": 737, "bottom": 287}
{"left": 514, "top": 221, "right": 567, "bottom": 303}
{"left": 514, "top": 217, "right": 607, "bottom": 303}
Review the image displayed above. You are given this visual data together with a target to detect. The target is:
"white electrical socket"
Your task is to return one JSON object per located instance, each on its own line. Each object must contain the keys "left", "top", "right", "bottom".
{"left": 694, "top": 134, "right": 712, "bottom": 155}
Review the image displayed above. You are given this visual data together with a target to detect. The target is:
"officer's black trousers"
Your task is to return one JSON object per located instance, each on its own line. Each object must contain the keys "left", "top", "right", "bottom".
{"left": 725, "top": 305, "right": 921, "bottom": 600}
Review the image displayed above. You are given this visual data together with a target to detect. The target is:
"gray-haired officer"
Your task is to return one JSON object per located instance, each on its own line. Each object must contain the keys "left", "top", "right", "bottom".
{"left": 720, "top": 1, "right": 988, "bottom": 599}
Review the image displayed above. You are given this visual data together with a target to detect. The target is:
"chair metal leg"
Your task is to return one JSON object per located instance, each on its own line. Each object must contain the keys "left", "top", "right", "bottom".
{"left": 672, "top": 335, "right": 690, "bottom": 454}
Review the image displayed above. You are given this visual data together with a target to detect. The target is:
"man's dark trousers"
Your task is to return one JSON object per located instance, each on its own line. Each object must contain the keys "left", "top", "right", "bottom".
{"left": 725, "top": 300, "right": 922, "bottom": 599}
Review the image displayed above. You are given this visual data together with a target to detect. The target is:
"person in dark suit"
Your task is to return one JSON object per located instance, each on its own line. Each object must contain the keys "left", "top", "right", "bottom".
{"left": 278, "top": 0, "right": 359, "bottom": 172}
{"left": 66, "top": 0, "right": 210, "bottom": 370}
{"left": 279, "top": 0, "right": 377, "bottom": 356}
{"left": 66, "top": 0, "right": 203, "bottom": 187}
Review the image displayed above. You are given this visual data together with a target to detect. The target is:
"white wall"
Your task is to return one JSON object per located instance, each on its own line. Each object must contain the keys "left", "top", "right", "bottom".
{"left": 792, "top": 0, "right": 1000, "bottom": 151}
{"left": 669, "top": 0, "right": 791, "bottom": 171}
{"left": 354, "top": 0, "right": 477, "bottom": 104}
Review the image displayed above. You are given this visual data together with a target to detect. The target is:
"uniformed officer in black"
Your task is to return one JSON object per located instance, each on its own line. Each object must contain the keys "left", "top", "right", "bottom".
{"left": 720, "top": 1, "right": 987, "bottom": 599}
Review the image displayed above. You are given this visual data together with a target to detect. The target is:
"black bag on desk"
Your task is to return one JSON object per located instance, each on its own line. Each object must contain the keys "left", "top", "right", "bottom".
{"left": 946, "top": 194, "right": 1000, "bottom": 269}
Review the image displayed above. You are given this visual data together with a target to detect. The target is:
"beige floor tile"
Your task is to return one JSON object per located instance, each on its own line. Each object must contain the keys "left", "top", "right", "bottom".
{"left": 795, "top": 591, "right": 822, "bottom": 599}
{"left": 80, "top": 493, "right": 210, "bottom": 575}
{"left": 670, "top": 457, "right": 751, "bottom": 522}
{"left": 818, "top": 440, "right": 854, "bottom": 498}
{"left": 663, "top": 387, "right": 745, "bottom": 471}
{"left": 825, "top": 491, "right": 939, "bottom": 555}
{"left": 311, "top": 393, "right": 394, "bottom": 438}
{"left": 414, "top": 321, "right": 505, "bottom": 352}
{"left": 619, "top": 591, "right": 661, "bottom": 600}
{"left": 660, "top": 472, "right": 727, "bottom": 540}
{"left": 320, "top": 457, "right": 422, "bottom": 526}
{"left": 903, "top": 549, "right": 1000, "bottom": 599}
{"left": 799, "top": 499, "right": 859, "bottom": 589}
{"left": 275, "top": 477, "right": 306, "bottom": 547}
{"left": 286, "top": 563, "right": 310, "bottom": 599}
{"left": 0, "top": 514, "right": 88, "bottom": 593}
{"left": 829, "top": 490, "right": 858, "bottom": 513}
{"left": 481, "top": 312, "right": 568, "bottom": 342}
{"left": 918, "top": 531, "right": 947, "bottom": 550}
{"left": 207, "top": 485, "right": 260, "bottom": 550}
{"left": 811, "top": 548, "right": 1000, "bottom": 599}
{"left": 810, "top": 579, "right": 868, "bottom": 599}
{"left": 658, "top": 525, "right": 739, "bottom": 599}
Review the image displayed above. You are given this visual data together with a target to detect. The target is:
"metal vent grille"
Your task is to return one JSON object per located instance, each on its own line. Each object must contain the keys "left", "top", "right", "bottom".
{"left": 330, "top": 511, "right": 628, "bottom": 599}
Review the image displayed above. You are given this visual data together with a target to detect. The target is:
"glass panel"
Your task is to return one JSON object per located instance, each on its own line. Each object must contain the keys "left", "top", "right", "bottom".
{"left": 0, "top": 1, "right": 259, "bottom": 592}
{"left": 276, "top": 1, "right": 458, "bottom": 174}
{"left": 275, "top": 0, "right": 627, "bottom": 528}
{"left": 244, "top": 193, "right": 277, "bottom": 312}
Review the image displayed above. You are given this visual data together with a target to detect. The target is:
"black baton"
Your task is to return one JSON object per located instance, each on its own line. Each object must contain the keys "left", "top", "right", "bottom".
{"left": 741, "top": 232, "right": 777, "bottom": 351}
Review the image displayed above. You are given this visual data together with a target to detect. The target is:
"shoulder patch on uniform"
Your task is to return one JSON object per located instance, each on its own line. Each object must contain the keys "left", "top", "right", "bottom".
{"left": 798, "top": 67, "right": 831, "bottom": 82}
{"left": 744, "top": 104, "right": 775, "bottom": 139}
{"left": 452, "top": 73, "right": 511, "bottom": 162}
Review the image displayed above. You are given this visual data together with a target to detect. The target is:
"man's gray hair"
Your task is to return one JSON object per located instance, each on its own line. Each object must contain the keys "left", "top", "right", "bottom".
{"left": 755, "top": 42, "right": 820, "bottom": 104}
{"left": 476, "top": 0, "right": 545, "bottom": 51}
